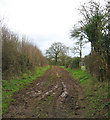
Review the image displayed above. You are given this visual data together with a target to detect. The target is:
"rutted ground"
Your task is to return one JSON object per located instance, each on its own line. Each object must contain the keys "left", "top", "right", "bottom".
{"left": 3, "top": 66, "right": 85, "bottom": 118}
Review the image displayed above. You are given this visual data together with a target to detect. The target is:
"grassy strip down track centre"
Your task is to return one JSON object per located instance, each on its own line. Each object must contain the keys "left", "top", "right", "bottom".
{"left": 2, "top": 66, "right": 50, "bottom": 114}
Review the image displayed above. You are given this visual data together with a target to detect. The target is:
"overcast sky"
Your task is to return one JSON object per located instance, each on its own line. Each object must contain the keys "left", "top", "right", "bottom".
{"left": 0, "top": 0, "right": 107, "bottom": 57}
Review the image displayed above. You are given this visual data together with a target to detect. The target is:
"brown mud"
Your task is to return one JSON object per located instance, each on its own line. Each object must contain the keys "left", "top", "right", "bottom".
{"left": 3, "top": 66, "right": 86, "bottom": 118}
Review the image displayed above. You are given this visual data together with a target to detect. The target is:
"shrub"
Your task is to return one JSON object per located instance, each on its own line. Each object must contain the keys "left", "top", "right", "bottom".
{"left": 70, "top": 57, "right": 80, "bottom": 69}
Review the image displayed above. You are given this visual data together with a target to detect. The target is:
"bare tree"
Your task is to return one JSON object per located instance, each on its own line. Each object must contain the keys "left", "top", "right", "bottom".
{"left": 46, "top": 42, "right": 69, "bottom": 65}
{"left": 2, "top": 25, "right": 47, "bottom": 80}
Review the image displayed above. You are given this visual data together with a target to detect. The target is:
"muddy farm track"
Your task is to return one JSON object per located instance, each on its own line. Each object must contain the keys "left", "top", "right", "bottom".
{"left": 3, "top": 66, "right": 85, "bottom": 118}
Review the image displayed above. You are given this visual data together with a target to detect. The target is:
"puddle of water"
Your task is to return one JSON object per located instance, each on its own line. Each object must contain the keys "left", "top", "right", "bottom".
{"left": 49, "top": 90, "right": 53, "bottom": 93}
{"left": 62, "top": 82, "right": 66, "bottom": 88}
{"left": 54, "top": 85, "right": 58, "bottom": 90}
{"left": 61, "top": 82, "right": 68, "bottom": 97}
{"left": 37, "top": 83, "right": 39, "bottom": 86}
{"left": 45, "top": 92, "right": 49, "bottom": 95}
{"left": 61, "top": 91, "right": 68, "bottom": 97}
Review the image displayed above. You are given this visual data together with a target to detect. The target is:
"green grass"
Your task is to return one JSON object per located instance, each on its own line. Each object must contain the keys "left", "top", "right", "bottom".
{"left": 2, "top": 65, "right": 50, "bottom": 114}
{"left": 62, "top": 66, "right": 109, "bottom": 118}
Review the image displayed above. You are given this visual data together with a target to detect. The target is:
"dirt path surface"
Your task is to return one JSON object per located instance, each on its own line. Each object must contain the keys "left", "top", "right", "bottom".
{"left": 3, "top": 66, "right": 85, "bottom": 118}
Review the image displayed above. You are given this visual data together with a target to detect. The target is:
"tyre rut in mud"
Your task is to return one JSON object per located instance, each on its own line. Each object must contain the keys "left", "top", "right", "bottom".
{"left": 3, "top": 66, "right": 85, "bottom": 118}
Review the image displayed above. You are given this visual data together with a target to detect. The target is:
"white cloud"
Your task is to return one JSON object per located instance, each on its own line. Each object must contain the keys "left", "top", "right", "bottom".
{"left": 0, "top": 0, "right": 105, "bottom": 57}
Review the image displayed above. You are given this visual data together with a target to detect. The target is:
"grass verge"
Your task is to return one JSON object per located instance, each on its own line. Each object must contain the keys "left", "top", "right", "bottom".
{"left": 61, "top": 66, "right": 109, "bottom": 118}
{"left": 2, "top": 65, "right": 50, "bottom": 114}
